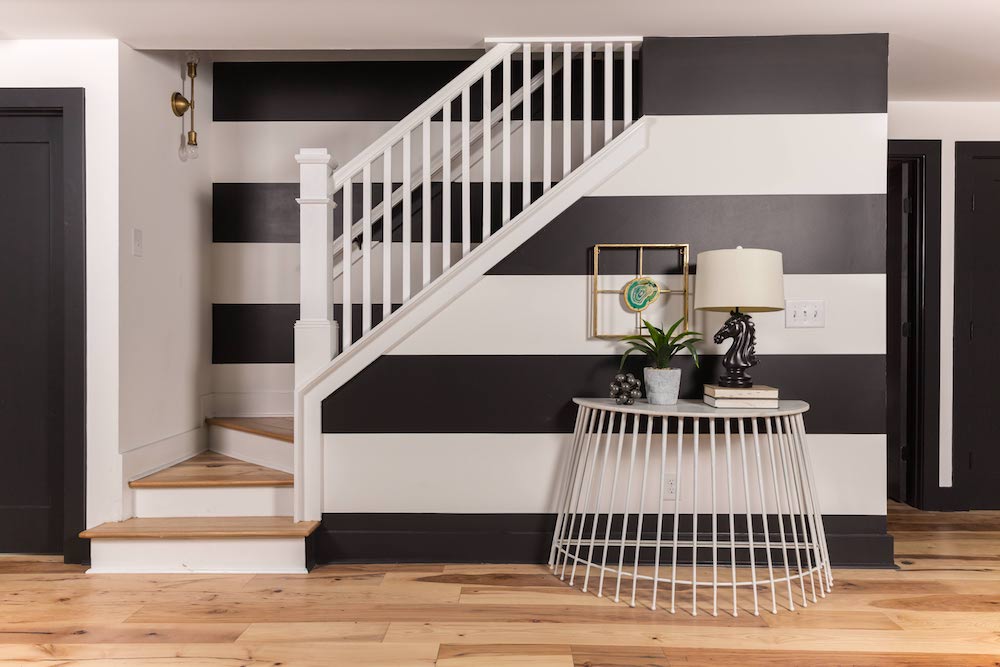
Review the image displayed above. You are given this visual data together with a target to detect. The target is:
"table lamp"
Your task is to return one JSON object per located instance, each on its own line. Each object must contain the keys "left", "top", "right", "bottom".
{"left": 694, "top": 247, "right": 785, "bottom": 387}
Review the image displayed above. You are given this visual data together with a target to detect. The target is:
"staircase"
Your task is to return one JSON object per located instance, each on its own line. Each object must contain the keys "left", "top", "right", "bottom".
{"left": 85, "top": 37, "right": 647, "bottom": 573}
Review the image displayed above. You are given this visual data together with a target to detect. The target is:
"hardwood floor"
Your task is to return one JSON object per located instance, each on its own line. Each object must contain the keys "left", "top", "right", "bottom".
{"left": 206, "top": 416, "right": 293, "bottom": 443}
{"left": 5, "top": 502, "right": 1000, "bottom": 665}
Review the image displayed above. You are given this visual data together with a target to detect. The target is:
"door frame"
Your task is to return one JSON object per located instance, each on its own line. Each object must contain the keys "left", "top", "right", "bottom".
{"left": 953, "top": 141, "right": 1000, "bottom": 510}
{"left": 886, "top": 140, "right": 943, "bottom": 510}
{"left": 0, "top": 89, "right": 87, "bottom": 562}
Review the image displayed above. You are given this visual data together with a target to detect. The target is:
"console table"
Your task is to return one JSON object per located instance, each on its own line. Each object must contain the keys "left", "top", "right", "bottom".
{"left": 549, "top": 398, "right": 831, "bottom": 616}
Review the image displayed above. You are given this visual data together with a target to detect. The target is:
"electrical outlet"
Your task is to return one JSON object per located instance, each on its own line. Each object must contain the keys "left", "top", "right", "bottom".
{"left": 663, "top": 475, "right": 677, "bottom": 500}
{"left": 785, "top": 299, "right": 825, "bottom": 328}
{"left": 131, "top": 228, "right": 144, "bottom": 257}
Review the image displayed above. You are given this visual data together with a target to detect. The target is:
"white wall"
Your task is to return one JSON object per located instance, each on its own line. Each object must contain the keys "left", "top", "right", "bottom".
{"left": 0, "top": 40, "right": 123, "bottom": 527}
{"left": 117, "top": 47, "right": 214, "bottom": 503}
{"left": 888, "top": 102, "right": 1000, "bottom": 487}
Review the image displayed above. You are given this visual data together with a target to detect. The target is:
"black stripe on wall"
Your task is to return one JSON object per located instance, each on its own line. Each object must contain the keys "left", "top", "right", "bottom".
{"left": 488, "top": 194, "right": 887, "bottom": 275}
{"left": 214, "top": 182, "right": 550, "bottom": 244}
{"left": 315, "top": 513, "right": 892, "bottom": 567}
{"left": 212, "top": 303, "right": 404, "bottom": 363}
{"left": 640, "top": 34, "right": 888, "bottom": 115}
{"left": 214, "top": 57, "right": 641, "bottom": 122}
{"left": 322, "top": 354, "right": 886, "bottom": 434}
{"left": 214, "top": 186, "right": 886, "bottom": 275}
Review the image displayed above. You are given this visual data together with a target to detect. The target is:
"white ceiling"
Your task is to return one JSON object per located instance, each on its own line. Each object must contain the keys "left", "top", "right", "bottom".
{"left": 2, "top": 0, "right": 1000, "bottom": 101}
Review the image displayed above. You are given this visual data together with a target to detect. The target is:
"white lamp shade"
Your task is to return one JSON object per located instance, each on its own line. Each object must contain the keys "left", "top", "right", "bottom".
{"left": 694, "top": 247, "right": 785, "bottom": 312}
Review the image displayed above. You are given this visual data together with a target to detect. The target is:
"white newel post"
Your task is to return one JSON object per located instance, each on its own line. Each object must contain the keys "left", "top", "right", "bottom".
{"left": 294, "top": 149, "right": 339, "bottom": 385}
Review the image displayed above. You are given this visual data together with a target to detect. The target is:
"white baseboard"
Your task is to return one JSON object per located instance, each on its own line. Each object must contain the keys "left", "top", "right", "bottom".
{"left": 88, "top": 537, "right": 307, "bottom": 574}
{"left": 133, "top": 485, "right": 293, "bottom": 518}
{"left": 210, "top": 425, "right": 293, "bottom": 473}
{"left": 210, "top": 391, "right": 292, "bottom": 417}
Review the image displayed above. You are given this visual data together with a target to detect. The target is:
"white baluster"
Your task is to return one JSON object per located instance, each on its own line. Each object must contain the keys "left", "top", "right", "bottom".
{"left": 522, "top": 43, "right": 531, "bottom": 210}
{"left": 502, "top": 52, "right": 512, "bottom": 224}
{"left": 543, "top": 42, "right": 552, "bottom": 192}
{"left": 341, "top": 175, "right": 352, "bottom": 351}
{"left": 461, "top": 86, "right": 471, "bottom": 257}
{"left": 482, "top": 67, "right": 492, "bottom": 240}
{"left": 361, "top": 163, "right": 372, "bottom": 334}
{"left": 401, "top": 133, "right": 411, "bottom": 303}
{"left": 382, "top": 146, "right": 392, "bottom": 320}
{"left": 604, "top": 42, "right": 613, "bottom": 147}
{"left": 624, "top": 42, "right": 633, "bottom": 128}
{"left": 583, "top": 42, "right": 592, "bottom": 160}
{"left": 442, "top": 101, "right": 451, "bottom": 271}
{"left": 421, "top": 117, "right": 431, "bottom": 288}
{"left": 563, "top": 42, "right": 572, "bottom": 177}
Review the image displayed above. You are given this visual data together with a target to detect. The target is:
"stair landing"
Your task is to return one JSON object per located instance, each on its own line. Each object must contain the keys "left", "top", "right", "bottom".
{"left": 129, "top": 452, "right": 292, "bottom": 489}
{"left": 207, "top": 416, "right": 293, "bottom": 443}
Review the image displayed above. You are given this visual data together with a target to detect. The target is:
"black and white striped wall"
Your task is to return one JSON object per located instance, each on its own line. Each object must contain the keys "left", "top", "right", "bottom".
{"left": 211, "top": 35, "right": 891, "bottom": 565}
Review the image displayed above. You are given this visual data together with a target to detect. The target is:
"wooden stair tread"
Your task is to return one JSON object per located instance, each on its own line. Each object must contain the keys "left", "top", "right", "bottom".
{"left": 80, "top": 516, "right": 319, "bottom": 540}
{"left": 129, "top": 452, "right": 292, "bottom": 489}
{"left": 207, "top": 416, "right": 293, "bottom": 443}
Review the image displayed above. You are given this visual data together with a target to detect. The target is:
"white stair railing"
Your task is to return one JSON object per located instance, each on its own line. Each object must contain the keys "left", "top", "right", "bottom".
{"left": 320, "top": 38, "right": 641, "bottom": 353}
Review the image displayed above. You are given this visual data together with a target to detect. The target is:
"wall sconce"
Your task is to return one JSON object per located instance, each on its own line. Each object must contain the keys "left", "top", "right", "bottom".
{"left": 171, "top": 52, "right": 200, "bottom": 161}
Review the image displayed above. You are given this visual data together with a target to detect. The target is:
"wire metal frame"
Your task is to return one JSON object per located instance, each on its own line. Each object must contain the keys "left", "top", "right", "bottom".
{"left": 550, "top": 399, "right": 832, "bottom": 617}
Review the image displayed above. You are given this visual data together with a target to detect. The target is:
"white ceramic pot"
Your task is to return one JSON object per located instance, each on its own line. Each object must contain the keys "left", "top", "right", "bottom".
{"left": 644, "top": 367, "right": 681, "bottom": 405}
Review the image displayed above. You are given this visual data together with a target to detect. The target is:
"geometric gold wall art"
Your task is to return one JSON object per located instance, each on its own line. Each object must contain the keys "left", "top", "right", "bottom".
{"left": 591, "top": 243, "right": 691, "bottom": 339}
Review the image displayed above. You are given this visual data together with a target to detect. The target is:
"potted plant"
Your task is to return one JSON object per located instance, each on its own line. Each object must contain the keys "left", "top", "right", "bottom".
{"left": 620, "top": 318, "right": 702, "bottom": 405}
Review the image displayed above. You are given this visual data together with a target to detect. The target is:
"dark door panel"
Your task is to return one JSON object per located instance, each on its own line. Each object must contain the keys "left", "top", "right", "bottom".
{"left": 0, "top": 113, "right": 64, "bottom": 553}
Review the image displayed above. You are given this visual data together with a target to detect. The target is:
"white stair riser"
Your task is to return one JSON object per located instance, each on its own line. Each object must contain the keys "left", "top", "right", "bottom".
{"left": 88, "top": 538, "right": 307, "bottom": 574}
{"left": 133, "top": 486, "right": 293, "bottom": 518}
{"left": 209, "top": 425, "right": 293, "bottom": 473}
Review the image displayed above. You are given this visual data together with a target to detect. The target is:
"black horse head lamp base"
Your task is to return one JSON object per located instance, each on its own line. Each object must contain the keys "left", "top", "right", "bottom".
{"left": 693, "top": 247, "right": 785, "bottom": 389}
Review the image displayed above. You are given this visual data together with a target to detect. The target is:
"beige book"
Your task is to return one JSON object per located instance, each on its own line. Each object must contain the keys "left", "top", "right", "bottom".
{"left": 704, "top": 395, "right": 779, "bottom": 409}
{"left": 704, "top": 384, "right": 779, "bottom": 399}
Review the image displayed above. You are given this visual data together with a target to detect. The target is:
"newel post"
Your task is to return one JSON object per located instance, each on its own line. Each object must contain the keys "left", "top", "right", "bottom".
{"left": 295, "top": 148, "right": 339, "bottom": 386}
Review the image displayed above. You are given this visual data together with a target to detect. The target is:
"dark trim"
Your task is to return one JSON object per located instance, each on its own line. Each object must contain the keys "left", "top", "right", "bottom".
{"left": 0, "top": 89, "right": 88, "bottom": 564}
{"left": 323, "top": 354, "right": 886, "bottom": 434}
{"left": 640, "top": 34, "right": 888, "bottom": 115}
{"left": 315, "top": 513, "right": 893, "bottom": 568}
{"left": 213, "top": 56, "right": 641, "bottom": 123}
{"left": 488, "top": 194, "right": 887, "bottom": 275}
{"left": 887, "top": 141, "right": 946, "bottom": 511}
{"left": 953, "top": 142, "right": 1000, "bottom": 510}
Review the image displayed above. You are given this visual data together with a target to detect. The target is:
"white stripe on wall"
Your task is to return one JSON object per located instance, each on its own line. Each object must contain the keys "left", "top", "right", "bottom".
{"left": 323, "top": 432, "right": 886, "bottom": 515}
{"left": 593, "top": 114, "right": 888, "bottom": 197}
{"left": 391, "top": 274, "right": 886, "bottom": 356}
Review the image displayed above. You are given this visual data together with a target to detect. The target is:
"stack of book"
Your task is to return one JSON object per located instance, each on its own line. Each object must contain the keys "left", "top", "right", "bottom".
{"left": 704, "top": 384, "right": 779, "bottom": 409}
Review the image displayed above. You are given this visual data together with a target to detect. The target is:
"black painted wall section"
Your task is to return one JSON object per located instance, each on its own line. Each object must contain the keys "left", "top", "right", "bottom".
{"left": 315, "top": 513, "right": 893, "bottom": 567}
{"left": 215, "top": 57, "right": 641, "bottom": 122}
{"left": 490, "top": 194, "right": 887, "bottom": 275}
{"left": 640, "top": 34, "right": 888, "bottom": 115}
{"left": 213, "top": 185, "right": 885, "bottom": 276}
{"left": 322, "top": 354, "right": 886, "bottom": 434}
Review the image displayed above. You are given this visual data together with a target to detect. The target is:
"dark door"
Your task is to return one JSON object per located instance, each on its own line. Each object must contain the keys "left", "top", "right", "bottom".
{"left": 955, "top": 142, "right": 1000, "bottom": 509}
{"left": 0, "top": 113, "right": 65, "bottom": 552}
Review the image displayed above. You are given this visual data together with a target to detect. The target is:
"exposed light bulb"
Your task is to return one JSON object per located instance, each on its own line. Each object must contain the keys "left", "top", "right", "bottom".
{"left": 186, "top": 144, "right": 199, "bottom": 160}
{"left": 185, "top": 51, "right": 200, "bottom": 66}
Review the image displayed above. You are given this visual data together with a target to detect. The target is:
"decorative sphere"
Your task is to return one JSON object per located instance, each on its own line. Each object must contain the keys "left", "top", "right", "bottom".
{"left": 614, "top": 374, "right": 626, "bottom": 383}
{"left": 624, "top": 373, "right": 636, "bottom": 383}
{"left": 630, "top": 389, "right": 642, "bottom": 399}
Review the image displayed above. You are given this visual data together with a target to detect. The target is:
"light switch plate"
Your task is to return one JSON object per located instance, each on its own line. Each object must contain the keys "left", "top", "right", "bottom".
{"left": 785, "top": 299, "right": 825, "bottom": 328}
{"left": 131, "top": 228, "right": 143, "bottom": 257}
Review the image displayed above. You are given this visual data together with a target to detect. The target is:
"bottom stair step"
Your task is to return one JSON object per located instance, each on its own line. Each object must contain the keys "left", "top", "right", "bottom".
{"left": 81, "top": 517, "right": 318, "bottom": 574}
{"left": 80, "top": 516, "right": 318, "bottom": 539}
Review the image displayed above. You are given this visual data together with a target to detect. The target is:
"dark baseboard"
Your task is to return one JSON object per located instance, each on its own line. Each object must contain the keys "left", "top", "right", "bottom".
{"left": 315, "top": 513, "right": 894, "bottom": 568}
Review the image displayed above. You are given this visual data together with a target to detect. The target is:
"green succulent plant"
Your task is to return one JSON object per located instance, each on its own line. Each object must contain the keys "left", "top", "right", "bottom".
{"left": 619, "top": 317, "right": 702, "bottom": 370}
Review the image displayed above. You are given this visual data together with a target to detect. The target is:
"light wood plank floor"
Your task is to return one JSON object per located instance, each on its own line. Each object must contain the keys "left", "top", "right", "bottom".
{"left": 4, "top": 501, "right": 1000, "bottom": 665}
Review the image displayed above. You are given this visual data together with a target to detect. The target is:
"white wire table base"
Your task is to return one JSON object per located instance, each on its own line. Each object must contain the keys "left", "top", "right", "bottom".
{"left": 549, "top": 398, "right": 832, "bottom": 617}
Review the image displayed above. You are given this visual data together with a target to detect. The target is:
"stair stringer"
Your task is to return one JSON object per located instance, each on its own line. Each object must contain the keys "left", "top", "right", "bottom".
{"left": 292, "top": 117, "right": 651, "bottom": 521}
